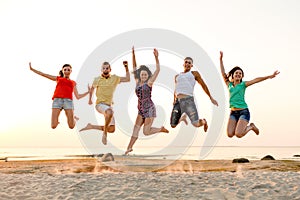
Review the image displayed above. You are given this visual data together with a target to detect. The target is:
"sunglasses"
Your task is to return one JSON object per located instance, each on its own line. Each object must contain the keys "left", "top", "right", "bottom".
{"left": 63, "top": 68, "right": 71, "bottom": 72}
{"left": 185, "top": 60, "right": 192, "bottom": 64}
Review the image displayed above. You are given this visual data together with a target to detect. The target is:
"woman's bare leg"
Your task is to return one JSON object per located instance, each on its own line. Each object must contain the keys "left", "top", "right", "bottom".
{"left": 235, "top": 119, "right": 253, "bottom": 138}
{"left": 250, "top": 123, "right": 259, "bottom": 135}
{"left": 65, "top": 109, "right": 76, "bottom": 129}
{"left": 227, "top": 118, "right": 237, "bottom": 138}
{"left": 125, "top": 137, "right": 137, "bottom": 155}
{"left": 51, "top": 108, "right": 61, "bottom": 129}
{"left": 125, "top": 115, "right": 144, "bottom": 155}
{"left": 143, "top": 117, "right": 169, "bottom": 136}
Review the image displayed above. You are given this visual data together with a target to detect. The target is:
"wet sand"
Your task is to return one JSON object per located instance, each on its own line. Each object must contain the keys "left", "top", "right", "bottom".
{"left": 1, "top": 156, "right": 300, "bottom": 173}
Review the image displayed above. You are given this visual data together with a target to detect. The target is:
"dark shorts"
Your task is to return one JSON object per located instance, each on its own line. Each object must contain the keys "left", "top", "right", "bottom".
{"left": 170, "top": 96, "right": 199, "bottom": 126}
{"left": 230, "top": 108, "right": 250, "bottom": 122}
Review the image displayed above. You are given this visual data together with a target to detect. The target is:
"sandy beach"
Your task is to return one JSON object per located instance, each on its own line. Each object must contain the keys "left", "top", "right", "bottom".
{"left": 0, "top": 157, "right": 300, "bottom": 199}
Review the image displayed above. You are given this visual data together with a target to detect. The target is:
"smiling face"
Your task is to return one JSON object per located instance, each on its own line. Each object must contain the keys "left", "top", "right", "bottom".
{"left": 232, "top": 69, "right": 244, "bottom": 81}
{"left": 183, "top": 58, "right": 193, "bottom": 72}
{"left": 140, "top": 70, "right": 149, "bottom": 82}
{"left": 101, "top": 64, "right": 111, "bottom": 76}
{"left": 62, "top": 65, "right": 72, "bottom": 78}
{"left": 228, "top": 66, "right": 244, "bottom": 83}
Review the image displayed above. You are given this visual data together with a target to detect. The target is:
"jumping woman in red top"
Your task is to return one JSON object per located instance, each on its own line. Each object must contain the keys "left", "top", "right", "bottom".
{"left": 29, "top": 62, "right": 90, "bottom": 129}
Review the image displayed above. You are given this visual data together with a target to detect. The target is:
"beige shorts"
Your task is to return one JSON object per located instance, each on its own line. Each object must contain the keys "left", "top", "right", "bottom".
{"left": 95, "top": 103, "right": 115, "bottom": 126}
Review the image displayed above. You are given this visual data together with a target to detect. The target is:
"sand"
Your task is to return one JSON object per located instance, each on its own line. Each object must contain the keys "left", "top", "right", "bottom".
{"left": 0, "top": 157, "right": 299, "bottom": 199}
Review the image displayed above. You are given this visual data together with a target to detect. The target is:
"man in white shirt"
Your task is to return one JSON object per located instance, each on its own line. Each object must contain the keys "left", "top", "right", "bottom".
{"left": 170, "top": 57, "right": 218, "bottom": 132}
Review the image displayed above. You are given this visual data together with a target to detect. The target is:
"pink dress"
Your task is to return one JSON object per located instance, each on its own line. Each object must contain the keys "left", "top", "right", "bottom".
{"left": 135, "top": 82, "right": 156, "bottom": 118}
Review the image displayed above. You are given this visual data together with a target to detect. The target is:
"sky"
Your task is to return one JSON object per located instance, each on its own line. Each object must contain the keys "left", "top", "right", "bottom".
{"left": 0, "top": 0, "right": 299, "bottom": 149}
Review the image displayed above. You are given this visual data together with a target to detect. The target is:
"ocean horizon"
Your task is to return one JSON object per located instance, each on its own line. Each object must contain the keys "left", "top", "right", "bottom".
{"left": 1, "top": 146, "right": 299, "bottom": 161}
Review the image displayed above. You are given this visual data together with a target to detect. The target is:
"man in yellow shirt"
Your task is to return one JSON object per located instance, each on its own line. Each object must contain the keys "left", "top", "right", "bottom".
{"left": 80, "top": 61, "right": 130, "bottom": 145}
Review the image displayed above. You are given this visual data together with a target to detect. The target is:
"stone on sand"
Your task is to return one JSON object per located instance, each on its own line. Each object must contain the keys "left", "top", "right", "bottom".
{"left": 232, "top": 158, "right": 249, "bottom": 163}
{"left": 101, "top": 153, "right": 114, "bottom": 162}
{"left": 261, "top": 155, "right": 275, "bottom": 160}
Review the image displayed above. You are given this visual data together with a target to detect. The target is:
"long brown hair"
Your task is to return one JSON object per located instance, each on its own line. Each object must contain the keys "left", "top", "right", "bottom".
{"left": 226, "top": 66, "right": 244, "bottom": 82}
{"left": 133, "top": 65, "right": 153, "bottom": 82}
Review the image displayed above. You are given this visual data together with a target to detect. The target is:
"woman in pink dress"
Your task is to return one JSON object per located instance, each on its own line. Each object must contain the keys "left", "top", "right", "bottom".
{"left": 125, "top": 47, "right": 169, "bottom": 155}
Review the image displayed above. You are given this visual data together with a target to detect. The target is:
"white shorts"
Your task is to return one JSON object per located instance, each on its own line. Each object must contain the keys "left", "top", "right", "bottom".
{"left": 95, "top": 103, "right": 115, "bottom": 126}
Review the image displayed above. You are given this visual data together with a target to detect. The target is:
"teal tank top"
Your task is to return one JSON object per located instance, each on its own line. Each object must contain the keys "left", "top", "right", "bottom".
{"left": 228, "top": 81, "right": 248, "bottom": 108}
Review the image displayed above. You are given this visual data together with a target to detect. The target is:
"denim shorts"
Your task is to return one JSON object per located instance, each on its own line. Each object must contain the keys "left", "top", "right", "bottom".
{"left": 52, "top": 98, "right": 74, "bottom": 110}
{"left": 230, "top": 108, "right": 250, "bottom": 122}
{"left": 170, "top": 96, "right": 199, "bottom": 126}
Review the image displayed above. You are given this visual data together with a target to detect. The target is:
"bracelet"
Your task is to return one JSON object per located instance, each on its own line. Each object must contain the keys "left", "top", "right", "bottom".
{"left": 123, "top": 61, "right": 128, "bottom": 67}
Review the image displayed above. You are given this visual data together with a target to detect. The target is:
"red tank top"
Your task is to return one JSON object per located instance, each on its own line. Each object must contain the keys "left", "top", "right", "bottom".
{"left": 52, "top": 76, "right": 76, "bottom": 100}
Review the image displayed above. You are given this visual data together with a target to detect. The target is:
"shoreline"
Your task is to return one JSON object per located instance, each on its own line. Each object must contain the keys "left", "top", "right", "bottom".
{"left": 1, "top": 156, "right": 299, "bottom": 174}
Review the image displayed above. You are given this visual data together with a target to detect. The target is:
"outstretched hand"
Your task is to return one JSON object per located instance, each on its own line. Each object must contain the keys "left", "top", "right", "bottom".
{"left": 29, "top": 62, "right": 33, "bottom": 70}
{"left": 132, "top": 46, "right": 135, "bottom": 54}
{"left": 211, "top": 98, "right": 219, "bottom": 106}
{"left": 153, "top": 48, "right": 158, "bottom": 57}
{"left": 220, "top": 51, "right": 223, "bottom": 60}
{"left": 87, "top": 84, "right": 92, "bottom": 92}
{"left": 270, "top": 70, "right": 280, "bottom": 79}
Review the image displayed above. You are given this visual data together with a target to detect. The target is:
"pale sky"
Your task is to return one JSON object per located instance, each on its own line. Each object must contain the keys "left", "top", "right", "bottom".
{"left": 0, "top": 0, "right": 299, "bottom": 149}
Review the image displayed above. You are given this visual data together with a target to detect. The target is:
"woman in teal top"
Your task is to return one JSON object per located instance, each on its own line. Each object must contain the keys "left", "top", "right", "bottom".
{"left": 219, "top": 51, "right": 280, "bottom": 138}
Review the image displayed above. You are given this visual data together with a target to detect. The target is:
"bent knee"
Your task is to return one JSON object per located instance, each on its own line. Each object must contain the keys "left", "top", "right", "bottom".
{"left": 235, "top": 132, "right": 243, "bottom": 138}
{"left": 105, "top": 109, "right": 114, "bottom": 116}
{"left": 68, "top": 121, "right": 75, "bottom": 129}
{"left": 68, "top": 125, "right": 75, "bottom": 129}
{"left": 143, "top": 131, "right": 150, "bottom": 135}
{"left": 107, "top": 126, "right": 115, "bottom": 133}
{"left": 227, "top": 132, "right": 235, "bottom": 138}
{"left": 143, "top": 130, "right": 151, "bottom": 135}
{"left": 51, "top": 123, "right": 59, "bottom": 129}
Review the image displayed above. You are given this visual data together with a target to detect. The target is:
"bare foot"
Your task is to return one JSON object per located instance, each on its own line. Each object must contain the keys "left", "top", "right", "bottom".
{"left": 179, "top": 114, "right": 188, "bottom": 125}
{"left": 125, "top": 148, "right": 133, "bottom": 155}
{"left": 102, "top": 133, "right": 107, "bottom": 145}
{"left": 202, "top": 119, "right": 208, "bottom": 132}
{"left": 250, "top": 123, "right": 259, "bottom": 135}
{"left": 160, "top": 126, "right": 169, "bottom": 133}
{"left": 79, "top": 123, "right": 93, "bottom": 132}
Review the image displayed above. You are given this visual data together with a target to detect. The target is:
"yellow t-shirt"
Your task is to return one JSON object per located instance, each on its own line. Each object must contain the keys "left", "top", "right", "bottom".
{"left": 92, "top": 75, "right": 120, "bottom": 105}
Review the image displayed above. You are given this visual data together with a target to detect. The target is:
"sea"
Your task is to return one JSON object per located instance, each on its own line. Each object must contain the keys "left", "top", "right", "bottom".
{"left": 0, "top": 146, "right": 299, "bottom": 161}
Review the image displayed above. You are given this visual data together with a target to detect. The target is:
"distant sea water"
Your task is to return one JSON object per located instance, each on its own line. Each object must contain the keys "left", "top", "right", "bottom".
{"left": 0, "top": 146, "right": 299, "bottom": 161}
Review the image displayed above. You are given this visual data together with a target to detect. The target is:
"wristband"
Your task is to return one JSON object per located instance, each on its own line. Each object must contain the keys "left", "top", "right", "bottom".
{"left": 123, "top": 61, "right": 128, "bottom": 67}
